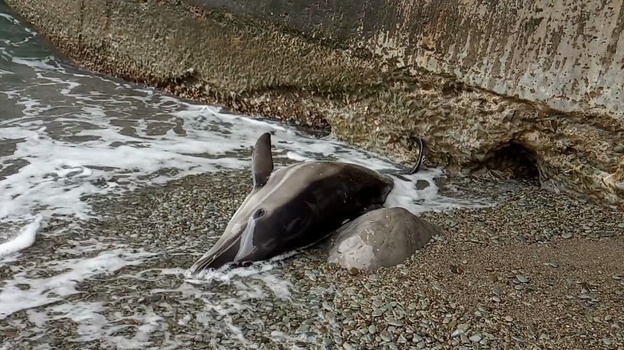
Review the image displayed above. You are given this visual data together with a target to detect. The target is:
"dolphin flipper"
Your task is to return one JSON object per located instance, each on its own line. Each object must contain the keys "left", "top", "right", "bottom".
{"left": 252, "top": 132, "right": 274, "bottom": 188}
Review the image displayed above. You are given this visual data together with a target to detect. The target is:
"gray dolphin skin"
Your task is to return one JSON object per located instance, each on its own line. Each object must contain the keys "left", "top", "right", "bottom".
{"left": 188, "top": 132, "right": 416, "bottom": 273}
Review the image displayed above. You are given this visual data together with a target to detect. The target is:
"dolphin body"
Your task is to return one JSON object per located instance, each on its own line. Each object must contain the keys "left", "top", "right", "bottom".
{"left": 188, "top": 132, "right": 425, "bottom": 274}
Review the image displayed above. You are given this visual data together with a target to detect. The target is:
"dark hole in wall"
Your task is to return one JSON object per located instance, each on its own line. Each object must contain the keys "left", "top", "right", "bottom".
{"left": 483, "top": 142, "right": 540, "bottom": 180}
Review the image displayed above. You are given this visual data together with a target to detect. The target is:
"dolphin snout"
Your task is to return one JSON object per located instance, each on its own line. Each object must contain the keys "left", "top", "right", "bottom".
{"left": 189, "top": 215, "right": 260, "bottom": 273}
{"left": 189, "top": 234, "right": 243, "bottom": 273}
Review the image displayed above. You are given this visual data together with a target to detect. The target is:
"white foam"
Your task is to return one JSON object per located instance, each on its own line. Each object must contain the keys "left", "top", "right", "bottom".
{"left": 0, "top": 248, "right": 155, "bottom": 320}
{"left": 184, "top": 247, "right": 308, "bottom": 285}
{"left": 46, "top": 302, "right": 108, "bottom": 341}
{"left": 0, "top": 12, "right": 20, "bottom": 26}
{"left": 0, "top": 214, "right": 43, "bottom": 258}
{"left": 184, "top": 259, "right": 278, "bottom": 285}
{"left": 37, "top": 301, "right": 169, "bottom": 350}
{"left": 114, "top": 265, "right": 299, "bottom": 349}
{"left": 384, "top": 168, "right": 494, "bottom": 214}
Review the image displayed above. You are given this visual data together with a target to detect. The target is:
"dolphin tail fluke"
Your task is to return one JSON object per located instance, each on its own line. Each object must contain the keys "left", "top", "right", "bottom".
{"left": 406, "top": 137, "right": 426, "bottom": 175}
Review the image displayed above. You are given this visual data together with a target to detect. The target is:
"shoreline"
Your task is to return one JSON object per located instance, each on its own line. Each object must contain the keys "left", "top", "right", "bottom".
{"left": 1, "top": 169, "right": 622, "bottom": 349}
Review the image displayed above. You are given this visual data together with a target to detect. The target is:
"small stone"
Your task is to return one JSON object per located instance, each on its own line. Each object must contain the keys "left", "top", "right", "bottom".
{"left": 386, "top": 318, "right": 403, "bottom": 327}
{"left": 547, "top": 262, "right": 559, "bottom": 268}
{"left": 469, "top": 334, "right": 482, "bottom": 343}
{"left": 305, "top": 270, "right": 317, "bottom": 280}
{"left": 562, "top": 232, "right": 573, "bottom": 239}
{"left": 380, "top": 331, "right": 392, "bottom": 342}
{"left": 296, "top": 324, "right": 310, "bottom": 333}
{"left": 415, "top": 179, "right": 430, "bottom": 190}
{"left": 603, "top": 338, "right": 612, "bottom": 346}
{"left": 516, "top": 274, "right": 528, "bottom": 283}
{"left": 504, "top": 316, "right": 513, "bottom": 322}
{"left": 368, "top": 325, "right": 377, "bottom": 334}
{"left": 451, "top": 324, "right": 469, "bottom": 337}
{"left": 450, "top": 265, "right": 464, "bottom": 274}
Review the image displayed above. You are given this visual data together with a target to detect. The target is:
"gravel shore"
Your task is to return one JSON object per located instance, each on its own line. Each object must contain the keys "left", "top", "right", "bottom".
{"left": 1, "top": 170, "right": 622, "bottom": 350}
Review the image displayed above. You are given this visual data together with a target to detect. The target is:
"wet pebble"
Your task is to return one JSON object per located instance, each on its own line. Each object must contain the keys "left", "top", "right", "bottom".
{"left": 516, "top": 274, "right": 529, "bottom": 283}
{"left": 470, "top": 334, "right": 482, "bottom": 342}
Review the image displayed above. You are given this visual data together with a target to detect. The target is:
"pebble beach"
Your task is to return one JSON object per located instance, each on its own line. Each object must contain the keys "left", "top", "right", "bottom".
{"left": 1, "top": 4, "right": 623, "bottom": 349}
{"left": 2, "top": 170, "right": 622, "bottom": 350}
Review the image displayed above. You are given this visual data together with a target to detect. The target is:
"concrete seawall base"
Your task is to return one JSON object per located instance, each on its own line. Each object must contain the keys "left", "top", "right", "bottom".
{"left": 5, "top": 0, "right": 624, "bottom": 208}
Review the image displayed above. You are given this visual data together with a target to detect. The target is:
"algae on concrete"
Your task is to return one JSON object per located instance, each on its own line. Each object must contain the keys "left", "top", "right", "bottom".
{"left": 5, "top": 0, "right": 624, "bottom": 208}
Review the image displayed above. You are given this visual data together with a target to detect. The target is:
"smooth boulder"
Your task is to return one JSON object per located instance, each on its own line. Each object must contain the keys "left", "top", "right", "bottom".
{"left": 326, "top": 207, "right": 441, "bottom": 271}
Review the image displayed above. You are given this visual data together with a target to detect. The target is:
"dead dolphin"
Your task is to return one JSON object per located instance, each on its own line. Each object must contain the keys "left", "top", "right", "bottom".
{"left": 188, "top": 132, "right": 425, "bottom": 273}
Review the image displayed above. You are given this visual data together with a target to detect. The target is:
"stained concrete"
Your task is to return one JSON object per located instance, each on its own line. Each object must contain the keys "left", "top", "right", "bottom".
{"left": 5, "top": 0, "right": 624, "bottom": 208}
{"left": 189, "top": 0, "right": 624, "bottom": 119}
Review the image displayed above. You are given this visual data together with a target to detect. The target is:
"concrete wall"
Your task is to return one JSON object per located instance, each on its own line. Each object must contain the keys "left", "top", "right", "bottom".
{"left": 192, "top": 0, "right": 624, "bottom": 120}
{"left": 5, "top": 0, "right": 624, "bottom": 208}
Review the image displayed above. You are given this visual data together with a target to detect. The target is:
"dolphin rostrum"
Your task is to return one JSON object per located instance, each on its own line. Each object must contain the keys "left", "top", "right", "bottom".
{"left": 188, "top": 132, "right": 426, "bottom": 273}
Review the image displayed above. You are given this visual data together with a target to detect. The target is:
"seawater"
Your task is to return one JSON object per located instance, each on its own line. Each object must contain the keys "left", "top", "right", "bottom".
{"left": 0, "top": 3, "right": 491, "bottom": 348}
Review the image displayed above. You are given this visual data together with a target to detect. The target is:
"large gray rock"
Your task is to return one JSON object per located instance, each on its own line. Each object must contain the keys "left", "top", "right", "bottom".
{"left": 326, "top": 207, "right": 441, "bottom": 271}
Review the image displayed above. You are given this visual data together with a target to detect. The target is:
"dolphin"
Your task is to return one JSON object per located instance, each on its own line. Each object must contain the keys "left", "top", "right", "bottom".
{"left": 188, "top": 132, "right": 426, "bottom": 273}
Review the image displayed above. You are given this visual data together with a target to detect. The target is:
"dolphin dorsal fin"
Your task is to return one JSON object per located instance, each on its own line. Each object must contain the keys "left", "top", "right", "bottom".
{"left": 251, "top": 132, "right": 274, "bottom": 188}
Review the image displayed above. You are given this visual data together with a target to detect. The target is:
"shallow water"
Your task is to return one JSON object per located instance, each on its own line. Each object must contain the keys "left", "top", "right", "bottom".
{"left": 0, "top": 3, "right": 492, "bottom": 348}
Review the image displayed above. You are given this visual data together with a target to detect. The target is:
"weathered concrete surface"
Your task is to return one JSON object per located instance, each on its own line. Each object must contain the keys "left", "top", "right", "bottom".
{"left": 192, "top": 0, "right": 624, "bottom": 118}
{"left": 5, "top": 0, "right": 624, "bottom": 208}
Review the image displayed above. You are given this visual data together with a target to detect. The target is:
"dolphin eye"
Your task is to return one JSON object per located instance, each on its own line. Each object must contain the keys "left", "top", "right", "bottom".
{"left": 253, "top": 208, "right": 266, "bottom": 219}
